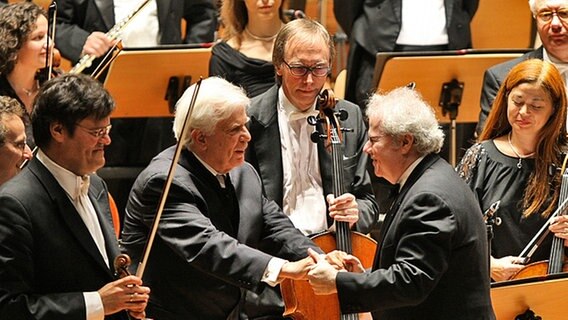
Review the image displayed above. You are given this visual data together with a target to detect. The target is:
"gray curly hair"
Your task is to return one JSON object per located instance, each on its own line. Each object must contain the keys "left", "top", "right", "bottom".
{"left": 366, "top": 87, "right": 445, "bottom": 155}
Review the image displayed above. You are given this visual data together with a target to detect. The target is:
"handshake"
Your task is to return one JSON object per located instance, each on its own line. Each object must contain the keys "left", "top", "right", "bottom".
{"left": 278, "top": 248, "right": 367, "bottom": 295}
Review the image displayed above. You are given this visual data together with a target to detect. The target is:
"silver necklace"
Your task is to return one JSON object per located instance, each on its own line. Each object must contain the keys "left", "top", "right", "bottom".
{"left": 507, "top": 132, "right": 535, "bottom": 169}
{"left": 244, "top": 27, "right": 278, "bottom": 42}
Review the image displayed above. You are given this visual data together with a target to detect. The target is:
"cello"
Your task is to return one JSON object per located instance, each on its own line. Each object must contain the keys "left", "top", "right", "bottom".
{"left": 280, "top": 89, "right": 377, "bottom": 319}
{"left": 510, "top": 155, "right": 568, "bottom": 280}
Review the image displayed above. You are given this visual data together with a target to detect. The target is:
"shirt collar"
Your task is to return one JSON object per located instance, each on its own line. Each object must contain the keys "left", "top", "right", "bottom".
{"left": 193, "top": 152, "right": 226, "bottom": 187}
{"left": 277, "top": 87, "right": 318, "bottom": 121}
{"left": 397, "top": 155, "right": 426, "bottom": 191}
{"left": 543, "top": 49, "right": 568, "bottom": 72}
{"left": 36, "top": 149, "right": 90, "bottom": 200}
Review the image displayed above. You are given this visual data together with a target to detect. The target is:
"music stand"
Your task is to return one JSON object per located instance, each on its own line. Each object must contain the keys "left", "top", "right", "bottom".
{"left": 372, "top": 49, "right": 528, "bottom": 166}
{"left": 103, "top": 44, "right": 212, "bottom": 118}
{"left": 491, "top": 273, "right": 568, "bottom": 319}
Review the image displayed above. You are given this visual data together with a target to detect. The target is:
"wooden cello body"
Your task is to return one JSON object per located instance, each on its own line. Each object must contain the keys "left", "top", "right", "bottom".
{"left": 280, "top": 90, "right": 377, "bottom": 319}
{"left": 281, "top": 232, "right": 376, "bottom": 320}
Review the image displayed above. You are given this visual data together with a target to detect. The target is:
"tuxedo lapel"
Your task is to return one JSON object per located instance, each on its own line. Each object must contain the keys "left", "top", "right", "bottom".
{"left": 94, "top": 0, "right": 115, "bottom": 30}
{"left": 250, "top": 86, "right": 285, "bottom": 207}
{"left": 444, "top": 0, "right": 455, "bottom": 27}
{"left": 393, "top": 0, "right": 403, "bottom": 24}
{"left": 89, "top": 182, "right": 121, "bottom": 269}
{"left": 28, "top": 159, "right": 114, "bottom": 276}
{"left": 373, "top": 154, "right": 440, "bottom": 268}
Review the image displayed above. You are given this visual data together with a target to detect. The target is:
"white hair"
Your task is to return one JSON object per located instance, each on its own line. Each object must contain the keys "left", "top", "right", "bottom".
{"left": 366, "top": 87, "right": 445, "bottom": 155}
{"left": 528, "top": 0, "right": 537, "bottom": 14}
{"left": 173, "top": 77, "right": 250, "bottom": 149}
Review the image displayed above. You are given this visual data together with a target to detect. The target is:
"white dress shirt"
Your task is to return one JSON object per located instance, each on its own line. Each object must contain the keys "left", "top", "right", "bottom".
{"left": 277, "top": 88, "right": 328, "bottom": 235}
{"left": 396, "top": 0, "right": 449, "bottom": 46}
{"left": 114, "top": 0, "right": 159, "bottom": 47}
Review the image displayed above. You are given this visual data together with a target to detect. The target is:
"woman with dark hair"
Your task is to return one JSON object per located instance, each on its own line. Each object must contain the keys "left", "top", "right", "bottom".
{"left": 209, "top": 0, "right": 285, "bottom": 97}
{"left": 0, "top": 2, "right": 50, "bottom": 147}
{"left": 457, "top": 59, "right": 568, "bottom": 282}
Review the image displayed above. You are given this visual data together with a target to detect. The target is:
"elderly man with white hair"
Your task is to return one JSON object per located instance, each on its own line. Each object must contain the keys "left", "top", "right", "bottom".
{"left": 120, "top": 77, "right": 336, "bottom": 320}
{"left": 308, "top": 87, "right": 495, "bottom": 320}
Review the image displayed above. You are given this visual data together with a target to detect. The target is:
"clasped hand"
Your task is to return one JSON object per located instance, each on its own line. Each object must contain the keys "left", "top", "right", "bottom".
{"left": 307, "top": 248, "right": 365, "bottom": 295}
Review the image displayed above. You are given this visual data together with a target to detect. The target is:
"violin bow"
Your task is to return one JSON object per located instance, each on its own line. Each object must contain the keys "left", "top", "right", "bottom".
{"left": 135, "top": 78, "right": 203, "bottom": 278}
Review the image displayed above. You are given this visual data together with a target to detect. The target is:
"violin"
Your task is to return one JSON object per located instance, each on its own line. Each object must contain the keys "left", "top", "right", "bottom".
{"left": 280, "top": 89, "right": 376, "bottom": 320}
{"left": 36, "top": 48, "right": 63, "bottom": 85}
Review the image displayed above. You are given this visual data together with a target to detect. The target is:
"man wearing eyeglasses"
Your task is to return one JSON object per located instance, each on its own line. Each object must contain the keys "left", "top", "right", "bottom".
{"left": 477, "top": 0, "right": 568, "bottom": 134}
{"left": 0, "top": 96, "right": 32, "bottom": 186}
{"left": 0, "top": 74, "right": 150, "bottom": 320}
{"left": 244, "top": 18, "right": 378, "bottom": 320}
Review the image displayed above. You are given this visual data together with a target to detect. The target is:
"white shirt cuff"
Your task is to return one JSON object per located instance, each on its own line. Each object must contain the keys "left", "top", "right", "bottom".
{"left": 261, "top": 257, "right": 288, "bottom": 287}
{"left": 84, "top": 291, "right": 104, "bottom": 320}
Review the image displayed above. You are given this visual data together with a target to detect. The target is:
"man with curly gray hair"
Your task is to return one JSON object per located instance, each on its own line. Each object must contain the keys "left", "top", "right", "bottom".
{"left": 307, "top": 86, "right": 495, "bottom": 320}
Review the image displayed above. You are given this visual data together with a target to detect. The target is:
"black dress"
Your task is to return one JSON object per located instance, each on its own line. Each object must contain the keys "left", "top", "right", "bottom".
{"left": 0, "top": 75, "right": 35, "bottom": 149}
{"left": 457, "top": 140, "right": 553, "bottom": 263}
{"left": 209, "top": 41, "right": 275, "bottom": 98}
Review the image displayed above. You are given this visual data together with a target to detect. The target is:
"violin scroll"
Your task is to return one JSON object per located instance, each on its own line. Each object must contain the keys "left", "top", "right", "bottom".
{"left": 114, "top": 253, "right": 132, "bottom": 278}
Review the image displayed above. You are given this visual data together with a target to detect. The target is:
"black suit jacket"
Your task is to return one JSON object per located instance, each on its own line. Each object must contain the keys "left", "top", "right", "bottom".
{"left": 246, "top": 85, "right": 378, "bottom": 234}
{"left": 55, "top": 0, "right": 218, "bottom": 62}
{"left": 0, "top": 158, "right": 125, "bottom": 319}
{"left": 336, "top": 155, "right": 495, "bottom": 319}
{"left": 476, "top": 47, "right": 543, "bottom": 134}
{"left": 334, "top": 0, "right": 479, "bottom": 54}
{"left": 121, "top": 147, "right": 319, "bottom": 320}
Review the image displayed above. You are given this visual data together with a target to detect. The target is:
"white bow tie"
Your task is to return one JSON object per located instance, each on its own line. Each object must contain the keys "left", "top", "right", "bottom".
{"left": 288, "top": 110, "right": 318, "bottom": 122}
{"left": 75, "top": 176, "right": 90, "bottom": 199}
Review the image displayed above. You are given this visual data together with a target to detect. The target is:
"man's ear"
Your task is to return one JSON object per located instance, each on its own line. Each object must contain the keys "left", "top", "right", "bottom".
{"left": 399, "top": 133, "right": 414, "bottom": 155}
{"left": 275, "top": 63, "right": 283, "bottom": 76}
{"left": 50, "top": 122, "right": 65, "bottom": 143}
{"left": 191, "top": 129, "right": 207, "bottom": 150}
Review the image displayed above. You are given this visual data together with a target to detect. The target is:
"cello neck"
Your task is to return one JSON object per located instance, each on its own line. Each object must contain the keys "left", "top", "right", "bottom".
{"left": 548, "top": 168, "right": 568, "bottom": 274}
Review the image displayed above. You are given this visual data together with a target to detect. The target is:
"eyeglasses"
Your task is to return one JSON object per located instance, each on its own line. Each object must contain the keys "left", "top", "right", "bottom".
{"left": 536, "top": 8, "right": 568, "bottom": 23}
{"left": 75, "top": 123, "right": 112, "bottom": 138}
{"left": 282, "top": 60, "right": 330, "bottom": 77}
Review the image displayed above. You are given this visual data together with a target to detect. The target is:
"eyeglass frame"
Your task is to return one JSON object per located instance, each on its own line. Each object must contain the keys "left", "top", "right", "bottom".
{"left": 75, "top": 123, "right": 112, "bottom": 138}
{"left": 535, "top": 8, "right": 568, "bottom": 23}
{"left": 282, "top": 60, "right": 331, "bottom": 77}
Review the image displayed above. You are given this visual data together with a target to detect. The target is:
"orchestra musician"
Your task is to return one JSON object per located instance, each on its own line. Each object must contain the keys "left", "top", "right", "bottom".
{"left": 0, "top": 73, "right": 150, "bottom": 319}
{"left": 476, "top": 0, "right": 568, "bottom": 135}
{"left": 209, "top": 0, "right": 285, "bottom": 97}
{"left": 458, "top": 59, "right": 568, "bottom": 281}
{"left": 0, "top": 96, "right": 33, "bottom": 186}
{"left": 307, "top": 86, "right": 495, "bottom": 320}
{"left": 55, "top": 0, "right": 218, "bottom": 67}
{"left": 333, "top": 0, "right": 479, "bottom": 110}
{"left": 120, "top": 77, "right": 334, "bottom": 320}
{"left": 0, "top": 2, "right": 53, "bottom": 148}
{"left": 245, "top": 18, "right": 378, "bottom": 319}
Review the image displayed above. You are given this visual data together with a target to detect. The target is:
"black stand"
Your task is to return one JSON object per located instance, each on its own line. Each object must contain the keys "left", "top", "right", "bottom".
{"left": 439, "top": 79, "right": 463, "bottom": 166}
{"left": 515, "top": 309, "right": 542, "bottom": 320}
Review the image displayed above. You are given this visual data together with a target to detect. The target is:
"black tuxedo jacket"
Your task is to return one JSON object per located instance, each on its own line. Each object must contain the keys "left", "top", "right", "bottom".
{"left": 122, "top": 147, "right": 319, "bottom": 320}
{"left": 336, "top": 155, "right": 495, "bottom": 319}
{"left": 476, "top": 47, "right": 543, "bottom": 134}
{"left": 246, "top": 85, "right": 378, "bottom": 234}
{"left": 55, "top": 0, "right": 217, "bottom": 62}
{"left": 334, "top": 0, "right": 479, "bottom": 54}
{"left": 0, "top": 158, "right": 125, "bottom": 319}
